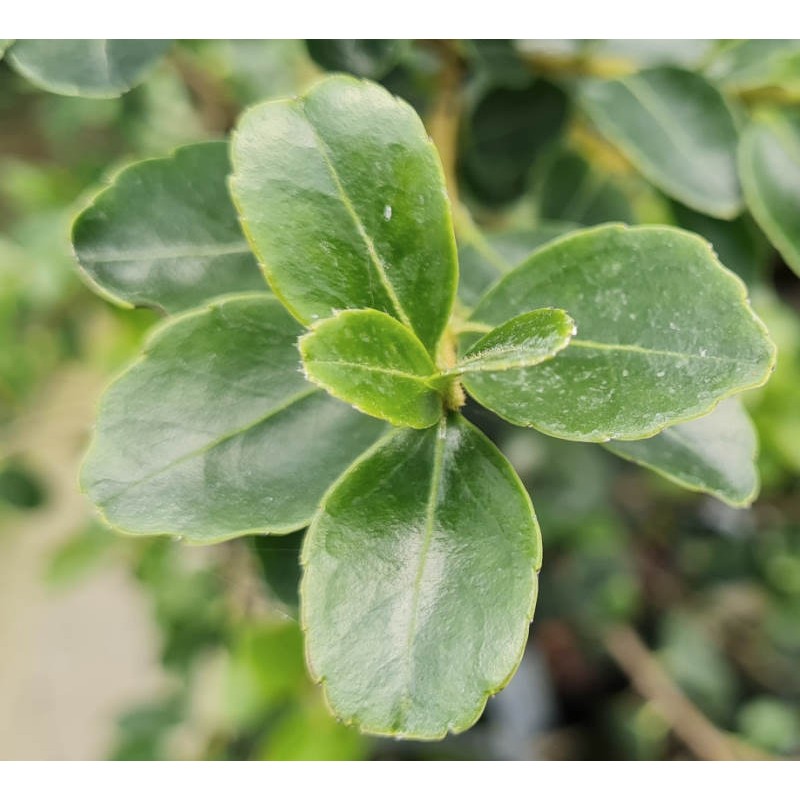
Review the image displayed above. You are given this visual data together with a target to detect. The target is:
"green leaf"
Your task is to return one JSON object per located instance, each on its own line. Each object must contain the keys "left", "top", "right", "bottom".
{"left": 604, "top": 399, "right": 759, "bottom": 507}
{"left": 580, "top": 67, "right": 742, "bottom": 219}
{"left": 250, "top": 532, "right": 304, "bottom": 612}
{"left": 302, "top": 414, "right": 541, "bottom": 739}
{"left": 456, "top": 309, "right": 575, "bottom": 375}
{"left": 471, "top": 225, "right": 776, "bottom": 442}
{"left": 457, "top": 219, "right": 578, "bottom": 307}
{"left": 592, "top": 40, "right": 713, "bottom": 69}
{"left": 6, "top": 39, "right": 171, "bottom": 98}
{"left": 225, "top": 622, "right": 306, "bottom": 728}
{"left": 260, "top": 702, "right": 369, "bottom": 761}
{"left": 0, "top": 40, "right": 13, "bottom": 58}
{"left": 739, "top": 111, "right": 800, "bottom": 277}
{"left": 460, "top": 79, "right": 568, "bottom": 205}
{"left": 73, "top": 142, "right": 264, "bottom": 314}
{"left": 82, "top": 294, "right": 385, "bottom": 542}
{"left": 707, "top": 40, "right": 800, "bottom": 93}
{"left": 305, "top": 40, "right": 406, "bottom": 79}
{"left": 300, "top": 310, "right": 441, "bottom": 429}
{"left": 230, "top": 75, "right": 457, "bottom": 356}
{"left": 532, "top": 149, "right": 635, "bottom": 226}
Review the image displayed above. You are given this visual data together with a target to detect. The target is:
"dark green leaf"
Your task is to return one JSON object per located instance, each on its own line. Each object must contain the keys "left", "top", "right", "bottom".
{"left": 465, "top": 40, "right": 530, "bottom": 88}
{"left": 456, "top": 309, "right": 575, "bottom": 375}
{"left": 532, "top": 149, "right": 635, "bottom": 225}
{"left": 739, "top": 110, "right": 800, "bottom": 277}
{"left": 231, "top": 75, "right": 458, "bottom": 356}
{"left": 670, "top": 201, "right": 769, "bottom": 285}
{"left": 73, "top": 142, "right": 264, "bottom": 314}
{"left": 250, "top": 531, "right": 304, "bottom": 611}
{"left": 305, "top": 40, "right": 406, "bottom": 79}
{"left": 460, "top": 79, "right": 568, "bottom": 205}
{"left": 604, "top": 399, "right": 759, "bottom": 507}
{"left": 580, "top": 67, "right": 742, "bottom": 218}
{"left": 302, "top": 414, "right": 541, "bottom": 739}
{"left": 471, "top": 225, "right": 775, "bottom": 442}
{"left": 7, "top": 39, "right": 171, "bottom": 98}
{"left": 300, "top": 310, "right": 442, "bottom": 429}
{"left": 457, "top": 220, "right": 578, "bottom": 307}
{"left": 82, "top": 295, "right": 385, "bottom": 542}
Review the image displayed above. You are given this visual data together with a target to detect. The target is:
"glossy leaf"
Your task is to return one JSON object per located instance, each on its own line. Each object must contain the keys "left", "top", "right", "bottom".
{"left": 739, "top": 111, "right": 800, "bottom": 277}
{"left": 305, "top": 40, "right": 406, "bottom": 79}
{"left": 73, "top": 142, "right": 264, "bottom": 313}
{"left": 604, "top": 399, "right": 759, "bottom": 507}
{"left": 300, "top": 310, "right": 441, "bottom": 429}
{"left": 460, "top": 79, "right": 568, "bottom": 205}
{"left": 532, "top": 150, "right": 635, "bottom": 226}
{"left": 230, "top": 75, "right": 457, "bottom": 356}
{"left": 82, "top": 295, "right": 385, "bottom": 542}
{"left": 580, "top": 67, "right": 742, "bottom": 218}
{"left": 6, "top": 39, "right": 171, "bottom": 98}
{"left": 302, "top": 414, "right": 541, "bottom": 739}
{"left": 456, "top": 309, "right": 575, "bottom": 375}
{"left": 470, "top": 225, "right": 775, "bottom": 442}
{"left": 457, "top": 221, "right": 578, "bottom": 307}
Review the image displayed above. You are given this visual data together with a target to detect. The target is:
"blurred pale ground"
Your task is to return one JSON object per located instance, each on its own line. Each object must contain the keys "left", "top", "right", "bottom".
{"left": 0, "top": 366, "right": 166, "bottom": 759}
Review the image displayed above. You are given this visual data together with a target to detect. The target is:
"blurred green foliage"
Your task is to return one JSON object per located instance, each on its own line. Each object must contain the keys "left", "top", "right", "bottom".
{"left": 1, "top": 39, "right": 799, "bottom": 761}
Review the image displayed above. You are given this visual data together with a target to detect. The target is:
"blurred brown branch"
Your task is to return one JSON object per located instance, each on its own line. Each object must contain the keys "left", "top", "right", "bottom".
{"left": 604, "top": 624, "right": 774, "bottom": 761}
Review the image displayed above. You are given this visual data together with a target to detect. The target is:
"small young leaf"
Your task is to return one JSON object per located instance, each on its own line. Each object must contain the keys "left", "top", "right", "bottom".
{"left": 299, "top": 310, "right": 441, "bottom": 429}
{"left": 532, "top": 149, "right": 635, "bottom": 226}
{"left": 302, "top": 414, "right": 541, "bottom": 739}
{"left": 739, "top": 110, "right": 800, "bottom": 277}
{"left": 230, "top": 75, "right": 458, "bottom": 356}
{"left": 6, "top": 39, "right": 171, "bottom": 98}
{"left": 82, "top": 295, "right": 385, "bottom": 542}
{"left": 580, "top": 67, "right": 742, "bottom": 219}
{"left": 73, "top": 142, "right": 264, "bottom": 313}
{"left": 456, "top": 309, "right": 575, "bottom": 374}
{"left": 604, "top": 399, "right": 759, "bottom": 507}
{"left": 471, "top": 225, "right": 775, "bottom": 442}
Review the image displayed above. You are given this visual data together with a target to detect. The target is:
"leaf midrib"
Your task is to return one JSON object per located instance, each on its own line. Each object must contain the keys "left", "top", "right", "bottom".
{"left": 301, "top": 106, "right": 415, "bottom": 332}
{"left": 80, "top": 241, "right": 253, "bottom": 263}
{"left": 308, "top": 359, "right": 434, "bottom": 384}
{"left": 100, "top": 385, "right": 319, "bottom": 504}
{"left": 398, "top": 420, "right": 447, "bottom": 719}
{"left": 569, "top": 339, "right": 741, "bottom": 363}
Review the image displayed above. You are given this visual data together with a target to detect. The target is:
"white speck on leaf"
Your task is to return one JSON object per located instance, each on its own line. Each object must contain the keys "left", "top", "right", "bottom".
{"left": 383, "top": 205, "right": 392, "bottom": 221}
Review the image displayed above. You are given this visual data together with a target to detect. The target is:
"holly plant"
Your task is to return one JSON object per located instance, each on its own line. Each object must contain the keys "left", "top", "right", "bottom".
{"left": 71, "top": 75, "right": 775, "bottom": 739}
